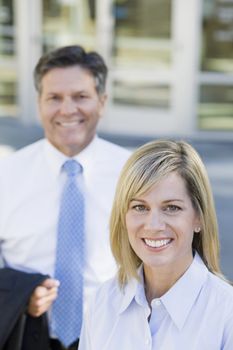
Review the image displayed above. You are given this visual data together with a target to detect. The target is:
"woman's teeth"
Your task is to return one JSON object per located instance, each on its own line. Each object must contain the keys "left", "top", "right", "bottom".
{"left": 144, "top": 238, "right": 171, "bottom": 248}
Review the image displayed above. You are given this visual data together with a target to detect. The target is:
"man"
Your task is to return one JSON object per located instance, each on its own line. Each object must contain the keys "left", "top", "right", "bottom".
{"left": 0, "top": 45, "right": 130, "bottom": 349}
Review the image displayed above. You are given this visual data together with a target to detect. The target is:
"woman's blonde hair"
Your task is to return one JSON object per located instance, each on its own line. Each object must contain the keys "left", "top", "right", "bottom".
{"left": 110, "top": 139, "right": 222, "bottom": 287}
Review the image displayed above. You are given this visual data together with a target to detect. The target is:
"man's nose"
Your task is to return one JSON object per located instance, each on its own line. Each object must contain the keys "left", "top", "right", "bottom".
{"left": 60, "top": 98, "right": 76, "bottom": 115}
{"left": 144, "top": 210, "right": 166, "bottom": 231}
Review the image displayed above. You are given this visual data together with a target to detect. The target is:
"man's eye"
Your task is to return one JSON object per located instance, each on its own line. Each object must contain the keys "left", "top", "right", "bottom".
{"left": 73, "top": 94, "right": 88, "bottom": 100}
{"left": 48, "top": 95, "right": 60, "bottom": 101}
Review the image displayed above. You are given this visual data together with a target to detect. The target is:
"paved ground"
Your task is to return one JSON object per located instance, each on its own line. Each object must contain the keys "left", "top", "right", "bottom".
{"left": 0, "top": 117, "right": 233, "bottom": 280}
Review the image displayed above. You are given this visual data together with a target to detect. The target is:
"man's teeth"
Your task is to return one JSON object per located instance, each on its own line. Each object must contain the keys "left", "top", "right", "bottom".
{"left": 60, "top": 121, "right": 82, "bottom": 127}
{"left": 144, "top": 238, "right": 171, "bottom": 248}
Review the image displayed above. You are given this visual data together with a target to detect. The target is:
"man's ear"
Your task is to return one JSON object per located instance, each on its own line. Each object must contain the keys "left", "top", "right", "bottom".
{"left": 100, "top": 93, "right": 107, "bottom": 105}
{"left": 98, "top": 93, "right": 108, "bottom": 116}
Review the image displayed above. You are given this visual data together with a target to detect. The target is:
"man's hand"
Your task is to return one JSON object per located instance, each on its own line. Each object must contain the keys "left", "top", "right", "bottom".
{"left": 27, "top": 278, "right": 60, "bottom": 317}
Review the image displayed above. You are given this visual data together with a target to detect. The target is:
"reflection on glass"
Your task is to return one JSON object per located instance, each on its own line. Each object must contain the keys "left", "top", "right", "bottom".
{"left": 113, "top": 81, "right": 170, "bottom": 108}
{"left": 42, "top": 0, "right": 96, "bottom": 52}
{"left": 0, "top": 0, "right": 17, "bottom": 117}
{"left": 0, "top": 0, "right": 15, "bottom": 56}
{"left": 0, "top": 81, "right": 16, "bottom": 104}
{"left": 199, "top": 85, "right": 233, "bottom": 130}
{"left": 113, "top": 0, "right": 171, "bottom": 68}
{"left": 202, "top": 0, "right": 233, "bottom": 73}
{"left": 0, "top": 75, "right": 17, "bottom": 117}
{"left": 113, "top": 0, "right": 171, "bottom": 107}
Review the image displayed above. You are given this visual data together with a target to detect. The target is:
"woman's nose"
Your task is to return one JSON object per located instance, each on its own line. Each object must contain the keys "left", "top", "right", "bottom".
{"left": 144, "top": 210, "right": 166, "bottom": 231}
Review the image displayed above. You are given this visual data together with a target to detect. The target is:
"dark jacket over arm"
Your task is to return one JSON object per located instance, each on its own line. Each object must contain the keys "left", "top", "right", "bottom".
{"left": 0, "top": 267, "right": 50, "bottom": 350}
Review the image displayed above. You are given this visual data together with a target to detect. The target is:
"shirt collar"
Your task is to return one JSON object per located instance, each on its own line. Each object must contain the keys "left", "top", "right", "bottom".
{"left": 118, "top": 253, "right": 208, "bottom": 330}
{"left": 73, "top": 135, "right": 99, "bottom": 173}
{"left": 118, "top": 266, "right": 144, "bottom": 314}
{"left": 43, "top": 135, "right": 99, "bottom": 176}
{"left": 43, "top": 139, "right": 67, "bottom": 177}
{"left": 161, "top": 253, "right": 208, "bottom": 330}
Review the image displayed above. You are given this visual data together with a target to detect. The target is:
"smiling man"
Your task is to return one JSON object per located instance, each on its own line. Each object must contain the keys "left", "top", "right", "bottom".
{"left": 0, "top": 46, "right": 130, "bottom": 350}
{"left": 37, "top": 64, "right": 106, "bottom": 157}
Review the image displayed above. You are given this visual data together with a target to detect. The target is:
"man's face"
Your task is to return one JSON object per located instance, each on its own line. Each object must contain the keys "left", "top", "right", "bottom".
{"left": 38, "top": 65, "right": 106, "bottom": 156}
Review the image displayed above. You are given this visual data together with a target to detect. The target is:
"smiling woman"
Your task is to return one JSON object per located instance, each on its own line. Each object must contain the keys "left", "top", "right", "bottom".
{"left": 79, "top": 139, "right": 233, "bottom": 350}
{"left": 125, "top": 171, "right": 200, "bottom": 299}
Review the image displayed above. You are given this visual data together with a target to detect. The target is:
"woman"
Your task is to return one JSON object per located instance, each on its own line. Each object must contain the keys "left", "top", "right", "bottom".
{"left": 79, "top": 140, "right": 233, "bottom": 350}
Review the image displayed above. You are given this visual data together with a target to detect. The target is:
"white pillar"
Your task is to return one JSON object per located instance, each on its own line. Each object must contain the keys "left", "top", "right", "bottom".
{"left": 14, "top": 0, "right": 42, "bottom": 123}
{"left": 96, "top": 0, "right": 113, "bottom": 64}
{"left": 171, "top": 0, "right": 202, "bottom": 135}
{"left": 96, "top": 0, "right": 114, "bottom": 130}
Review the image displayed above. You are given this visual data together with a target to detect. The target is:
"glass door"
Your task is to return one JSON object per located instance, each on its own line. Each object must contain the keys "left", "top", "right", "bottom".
{"left": 42, "top": 0, "right": 96, "bottom": 52}
{"left": 105, "top": 0, "right": 203, "bottom": 137}
{"left": 112, "top": 0, "right": 172, "bottom": 108}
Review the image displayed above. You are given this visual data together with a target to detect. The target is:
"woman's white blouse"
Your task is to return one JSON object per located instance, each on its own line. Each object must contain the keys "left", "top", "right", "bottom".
{"left": 79, "top": 254, "right": 233, "bottom": 350}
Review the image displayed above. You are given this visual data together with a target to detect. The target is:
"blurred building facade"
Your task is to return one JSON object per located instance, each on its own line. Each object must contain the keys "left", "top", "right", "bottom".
{"left": 0, "top": 0, "right": 233, "bottom": 138}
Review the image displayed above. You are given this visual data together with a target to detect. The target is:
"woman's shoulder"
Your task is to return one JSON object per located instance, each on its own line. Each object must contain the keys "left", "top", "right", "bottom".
{"left": 85, "top": 276, "right": 124, "bottom": 330}
{"left": 207, "top": 272, "right": 233, "bottom": 308}
{"left": 93, "top": 276, "right": 122, "bottom": 308}
{"left": 209, "top": 272, "right": 233, "bottom": 291}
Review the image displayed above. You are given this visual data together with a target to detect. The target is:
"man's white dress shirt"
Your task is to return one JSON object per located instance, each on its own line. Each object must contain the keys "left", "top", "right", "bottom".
{"left": 0, "top": 136, "right": 130, "bottom": 314}
{"left": 79, "top": 253, "right": 233, "bottom": 350}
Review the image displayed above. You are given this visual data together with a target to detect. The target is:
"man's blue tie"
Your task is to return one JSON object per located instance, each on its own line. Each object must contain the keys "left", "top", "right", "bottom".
{"left": 52, "top": 159, "right": 85, "bottom": 347}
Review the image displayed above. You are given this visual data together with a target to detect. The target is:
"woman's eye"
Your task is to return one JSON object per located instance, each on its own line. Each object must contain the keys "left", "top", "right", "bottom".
{"left": 165, "top": 205, "right": 181, "bottom": 212}
{"left": 132, "top": 204, "right": 147, "bottom": 212}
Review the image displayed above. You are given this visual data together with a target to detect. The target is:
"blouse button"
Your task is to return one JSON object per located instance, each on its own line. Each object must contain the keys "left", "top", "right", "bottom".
{"left": 152, "top": 298, "right": 161, "bottom": 307}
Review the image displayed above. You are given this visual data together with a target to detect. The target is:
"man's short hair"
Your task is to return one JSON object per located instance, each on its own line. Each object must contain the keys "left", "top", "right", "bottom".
{"left": 34, "top": 45, "right": 108, "bottom": 95}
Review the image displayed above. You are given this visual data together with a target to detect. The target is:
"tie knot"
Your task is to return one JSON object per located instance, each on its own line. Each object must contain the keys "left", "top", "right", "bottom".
{"left": 62, "top": 159, "right": 82, "bottom": 177}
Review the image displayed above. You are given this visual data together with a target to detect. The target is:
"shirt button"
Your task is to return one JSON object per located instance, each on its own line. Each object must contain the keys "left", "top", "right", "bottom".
{"left": 145, "top": 338, "right": 150, "bottom": 345}
{"left": 152, "top": 298, "right": 161, "bottom": 307}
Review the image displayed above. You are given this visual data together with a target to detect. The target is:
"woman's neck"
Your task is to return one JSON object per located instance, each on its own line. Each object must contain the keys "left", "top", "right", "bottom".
{"left": 143, "top": 257, "right": 193, "bottom": 305}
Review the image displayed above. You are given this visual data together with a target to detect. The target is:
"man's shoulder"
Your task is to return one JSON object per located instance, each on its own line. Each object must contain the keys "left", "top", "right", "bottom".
{"left": 97, "top": 137, "right": 131, "bottom": 159}
{"left": 0, "top": 139, "right": 45, "bottom": 170}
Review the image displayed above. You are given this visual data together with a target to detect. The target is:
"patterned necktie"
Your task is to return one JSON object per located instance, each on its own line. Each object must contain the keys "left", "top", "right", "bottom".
{"left": 52, "top": 159, "right": 85, "bottom": 347}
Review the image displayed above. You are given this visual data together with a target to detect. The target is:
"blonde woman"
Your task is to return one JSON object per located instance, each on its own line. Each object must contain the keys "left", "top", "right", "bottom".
{"left": 79, "top": 140, "right": 233, "bottom": 350}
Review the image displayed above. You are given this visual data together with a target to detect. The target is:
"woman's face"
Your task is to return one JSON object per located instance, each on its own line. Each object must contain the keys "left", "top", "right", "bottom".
{"left": 125, "top": 171, "right": 200, "bottom": 276}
